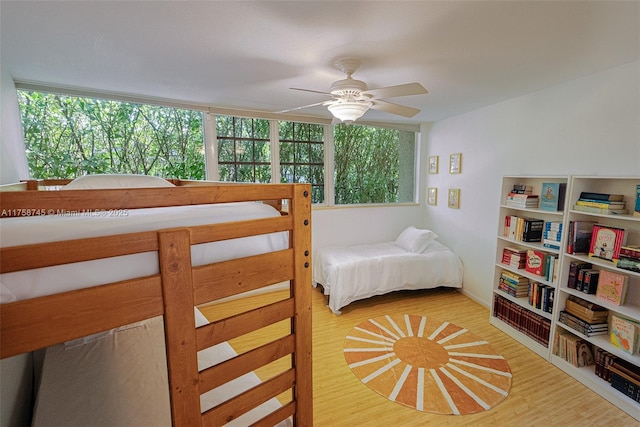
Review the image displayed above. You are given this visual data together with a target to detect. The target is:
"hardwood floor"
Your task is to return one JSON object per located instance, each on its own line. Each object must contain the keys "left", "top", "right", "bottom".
{"left": 200, "top": 287, "right": 636, "bottom": 426}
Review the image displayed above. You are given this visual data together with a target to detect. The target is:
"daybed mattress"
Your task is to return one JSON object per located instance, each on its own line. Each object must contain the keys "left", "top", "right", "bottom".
{"left": 32, "top": 309, "right": 292, "bottom": 427}
{"left": 313, "top": 241, "right": 463, "bottom": 314}
{"left": 0, "top": 201, "right": 287, "bottom": 302}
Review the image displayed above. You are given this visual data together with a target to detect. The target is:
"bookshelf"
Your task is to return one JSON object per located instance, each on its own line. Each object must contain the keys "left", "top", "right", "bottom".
{"left": 550, "top": 176, "right": 639, "bottom": 420}
{"left": 490, "top": 176, "right": 568, "bottom": 360}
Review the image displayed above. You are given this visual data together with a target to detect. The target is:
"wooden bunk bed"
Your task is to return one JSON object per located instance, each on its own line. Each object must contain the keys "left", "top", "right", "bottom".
{"left": 0, "top": 178, "right": 312, "bottom": 426}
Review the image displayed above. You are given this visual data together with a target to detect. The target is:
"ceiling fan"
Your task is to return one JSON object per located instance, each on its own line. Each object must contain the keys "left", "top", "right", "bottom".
{"left": 280, "top": 58, "right": 428, "bottom": 123}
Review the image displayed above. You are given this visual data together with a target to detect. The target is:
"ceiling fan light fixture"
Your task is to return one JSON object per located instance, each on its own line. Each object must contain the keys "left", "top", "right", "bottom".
{"left": 327, "top": 101, "right": 371, "bottom": 123}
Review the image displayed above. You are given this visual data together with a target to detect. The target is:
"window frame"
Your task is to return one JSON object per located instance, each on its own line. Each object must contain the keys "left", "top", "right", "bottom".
{"left": 14, "top": 82, "right": 421, "bottom": 207}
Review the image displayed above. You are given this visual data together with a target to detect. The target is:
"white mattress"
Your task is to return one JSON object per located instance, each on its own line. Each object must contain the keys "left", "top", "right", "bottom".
{"left": 313, "top": 240, "right": 463, "bottom": 314}
{"left": 0, "top": 202, "right": 288, "bottom": 302}
{"left": 32, "top": 309, "right": 292, "bottom": 427}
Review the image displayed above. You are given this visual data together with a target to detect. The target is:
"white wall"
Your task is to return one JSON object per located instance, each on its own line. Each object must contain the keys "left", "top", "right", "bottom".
{"left": 312, "top": 204, "right": 424, "bottom": 252}
{"left": 422, "top": 61, "right": 640, "bottom": 307}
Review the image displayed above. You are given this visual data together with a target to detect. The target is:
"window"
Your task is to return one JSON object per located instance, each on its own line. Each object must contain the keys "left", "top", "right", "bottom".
{"left": 17, "top": 90, "right": 205, "bottom": 179}
{"left": 216, "top": 116, "right": 271, "bottom": 183}
{"left": 279, "top": 121, "right": 325, "bottom": 203}
{"left": 334, "top": 124, "right": 415, "bottom": 204}
{"left": 17, "top": 89, "right": 417, "bottom": 206}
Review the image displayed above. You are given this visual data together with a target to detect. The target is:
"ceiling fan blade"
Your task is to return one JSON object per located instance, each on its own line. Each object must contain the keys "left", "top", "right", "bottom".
{"left": 370, "top": 100, "right": 420, "bottom": 118}
{"left": 362, "top": 82, "right": 427, "bottom": 99}
{"left": 276, "top": 100, "right": 332, "bottom": 114}
{"left": 290, "top": 87, "right": 332, "bottom": 96}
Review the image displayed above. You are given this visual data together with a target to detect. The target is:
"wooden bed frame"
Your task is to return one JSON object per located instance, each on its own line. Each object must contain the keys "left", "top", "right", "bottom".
{"left": 0, "top": 180, "right": 312, "bottom": 426}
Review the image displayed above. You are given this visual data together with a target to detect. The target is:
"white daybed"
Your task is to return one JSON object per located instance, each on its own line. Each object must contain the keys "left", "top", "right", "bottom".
{"left": 313, "top": 226, "right": 463, "bottom": 314}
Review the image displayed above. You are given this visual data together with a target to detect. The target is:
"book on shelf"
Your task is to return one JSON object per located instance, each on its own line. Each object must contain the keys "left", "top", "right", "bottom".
{"left": 635, "top": 184, "right": 640, "bottom": 216}
{"left": 492, "top": 294, "right": 551, "bottom": 347}
{"left": 540, "top": 182, "right": 566, "bottom": 212}
{"left": 573, "top": 205, "right": 629, "bottom": 215}
{"left": 542, "top": 239, "right": 561, "bottom": 251}
{"left": 502, "top": 247, "right": 527, "bottom": 269}
{"left": 526, "top": 249, "right": 546, "bottom": 277}
{"left": 589, "top": 224, "right": 626, "bottom": 265}
{"left": 565, "top": 295, "right": 608, "bottom": 324}
{"left": 576, "top": 268, "right": 599, "bottom": 292}
{"left": 567, "top": 261, "right": 592, "bottom": 290}
{"left": 620, "top": 245, "right": 640, "bottom": 260}
{"left": 609, "top": 363, "right": 640, "bottom": 403}
{"left": 512, "top": 184, "right": 533, "bottom": 194}
{"left": 553, "top": 330, "right": 594, "bottom": 367}
{"left": 566, "top": 220, "right": 596, "bottom": 254}
{"left": 558, "top": 311, "right": 608, "bottom": 336}
{"left": 595, "top": 347, "right": 617, "bottom": 382}
{"left": 499, "top": 270, "right": 529, "bottom": 297}
{"left": 579, "top": 191, "right": 624, "bottom": 202}
{"left": 505, "top": 194, "right": 539, "bottom": 208}
{"left": 581, "top": 269, "right": 600, "bottom": 295}
{"left": 575, "top": 199, "right": 626, "bottom": 209}
{"left": 595, "top": 270, "right": 628, "bottom": 306}
{"left": 522, "top": 218, "right": 544, "bottom": 242}
{"left": 610, "top": 315, "right": 640, "bottom": 355}
{"left": 528, "top": 281, "right": 554, "bottom": 313}
{"left": 617, "top": 256, "right": 640, "bottom": 273}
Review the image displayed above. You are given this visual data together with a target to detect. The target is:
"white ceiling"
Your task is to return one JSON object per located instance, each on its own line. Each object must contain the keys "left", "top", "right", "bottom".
{"left": 1, "top": 1, "right": 639, "bottom": 125}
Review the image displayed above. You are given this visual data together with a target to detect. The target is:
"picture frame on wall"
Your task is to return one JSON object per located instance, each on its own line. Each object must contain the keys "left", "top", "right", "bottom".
{"left": 449, "top": 153, "right": 462, "bottom": 174}
{"left": 427, "top": 187, "right": 437, "bottom": 205}
{"left": 448, "top": 188, "right": 460, "bottom": 209}
{"left": 428, "top": 156, "right": 439, "bottom": 174}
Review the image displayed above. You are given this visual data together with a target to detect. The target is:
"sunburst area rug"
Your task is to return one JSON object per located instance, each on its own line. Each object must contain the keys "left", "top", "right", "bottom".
{"left": 344, "top": 314, "right": 512, "bottom": 415}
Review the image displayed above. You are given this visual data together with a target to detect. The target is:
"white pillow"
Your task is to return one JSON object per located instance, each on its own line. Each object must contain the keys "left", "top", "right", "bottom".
{"left": 62, "top": 174, "right": 175, "bottom": 189}
{"left": 394, "top": 226, "right": 439, "bottom": 253}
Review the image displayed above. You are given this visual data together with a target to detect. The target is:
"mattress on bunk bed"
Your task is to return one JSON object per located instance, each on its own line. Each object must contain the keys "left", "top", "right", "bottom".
{"left": 0, "top": 201, "right": 288, "bottom": 302}
{"left": 313, "top": 239, "right": 463, "bottom": 314}
{"left": 32, "top": 309, "right": 292, "bottom": 427}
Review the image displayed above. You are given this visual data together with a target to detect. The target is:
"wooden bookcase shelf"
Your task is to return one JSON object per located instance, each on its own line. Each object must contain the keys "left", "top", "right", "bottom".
{"left": 491, "top": 176, "right": 569, "bottom": 360}
{"left": 491, "top": 175, "right": 640, "bottom": 421}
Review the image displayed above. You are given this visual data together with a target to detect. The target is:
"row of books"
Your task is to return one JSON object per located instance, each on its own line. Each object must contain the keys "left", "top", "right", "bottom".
{"left": 618, "top": 244, "right": 640, "bottom": 274}
{"left": 498, "top": 270, "right": 528, "bottom": 298}
{"left": 595, "top": 347, "right": 640, "bottom": 403}
{"left": 567, "top": 261, "right": 629, "bottom": 305}
{"left": 525, "top": 249, "right": 559, "bottom": 283}
{"left": 497, "top": 269, "right": 555, "bottom": 314}
{"left": 561, "top": 294, "right": 639, "bottom": 356}
{"left": 503, "top": 215, "right": 543, "bottom": 242}
{"left": 573, "top": 191, "right": 628, "bottom": 215}
{"left": 553, "top": 330, "right": 594, "bottom": 367}
{"left": 564, "top": 294, "right": 609, "bottom": 324}
{"left": 558, "top": 311, "right": 608, "bottom": 337}
{"left": 542, "top": 221, "right": 563, "bottom": 250}
{"left": 502, "top": 247, "right": 526, "bottom": 269}
{"left": 493, "top": 294, "right": 551, "bottom": 347}
{"left": 505, "top": 184, "right": 538, "bottom": 208}
{"left": 528, "top": 281, "right": 554, "bottom": 314}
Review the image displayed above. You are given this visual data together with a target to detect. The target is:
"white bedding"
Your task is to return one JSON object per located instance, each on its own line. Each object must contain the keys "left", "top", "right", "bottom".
{"left": 313, "top": 240, "right": 463, "bottom": 314}
{"left": 32, "top": 309, "right": 291, "bottom": 427}
{"left": 0, "top": 202, "right": 287, "bottom": 302}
